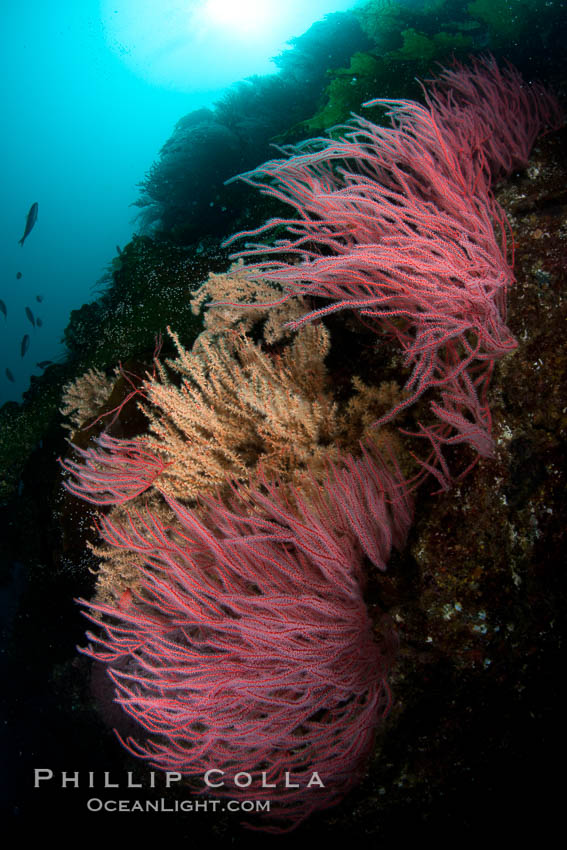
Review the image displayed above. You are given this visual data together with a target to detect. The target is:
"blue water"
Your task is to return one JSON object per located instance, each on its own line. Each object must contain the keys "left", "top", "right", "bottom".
{"left": 0, "top": 0, "right": 356, "bottom": 405}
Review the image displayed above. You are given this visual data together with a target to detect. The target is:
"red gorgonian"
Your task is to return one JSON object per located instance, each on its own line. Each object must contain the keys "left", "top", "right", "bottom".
{"left": 62, "top": 56, "right": 562, "bottom": 832}
{"left": 222, "top": 56, "right": 562, "bottom": 485}
{"left": 75, "top": 445, "right": 412, "bottom": 831}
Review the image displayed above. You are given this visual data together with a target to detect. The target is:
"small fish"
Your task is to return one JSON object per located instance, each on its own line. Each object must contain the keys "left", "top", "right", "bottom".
{"left": 37, "top": 360, "right": 52, "bottom": 369}
{"left": 19, "top": 202, "right": 39, "bottom": 246}
{"left": 36, "top": 317, "right": 43, "bottom": 328}
{"left": 5, "top": 368, "right": 15, "bottom": 383}
{"left": 16, "top": 271, "right": 22, "bottom": 280}
{"left": 21, "top": 334, "right": 30, "bottom": 357}
{"left": 25, "top": 306, "right": 35, "bottom": 328}
{"left": 0, "top": 299, "right": 6, "bottom": 320}
{"left": 36, "top": 294, "right": 43, "bottom": 303}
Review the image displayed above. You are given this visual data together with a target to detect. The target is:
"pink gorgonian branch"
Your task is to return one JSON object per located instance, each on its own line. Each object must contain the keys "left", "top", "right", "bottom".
{"left": 219, "top": 57, "right": 562, "bottom": 481}
{"left": 222, "top": 98, "right": 515, "bottom": 462}
{"left": 60, "top": 433, "right": 168, "bottom": 505}
{"left": 77, "top": 445, "right": 412, "bottom": 831}
{"left": 423, "top": 54, "right": 564, "bottom": 183}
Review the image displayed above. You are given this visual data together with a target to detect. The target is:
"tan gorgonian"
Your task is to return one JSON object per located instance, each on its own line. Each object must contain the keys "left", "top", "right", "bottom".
{"left": 89, "top": 523, "right": 145, "bottom": 608}
{"left": 140, "top": 323, "right": 339, "bottom": 500}
{"left": 339, "top": 378, "right": 404, "bottom": 440}
{"left": 88, "top": 495, "right": 180, "bottom": 607}
{"left": 60, "top": 367, "right": 117, "bottom": 431}
{"left": 191, "top": 260, "right": 309, "bottom": 344}
{"left": 336, "top": 376, "right": 406, "bottom": 468}
{"left": 79, "top": 347, "right": 407, "bottom": 606}
{"left": 73, "top": 268, "right": 404, "bottom": 604}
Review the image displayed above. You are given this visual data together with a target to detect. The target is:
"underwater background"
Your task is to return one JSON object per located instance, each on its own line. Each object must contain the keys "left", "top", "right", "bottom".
{"left": 0, "top": 0, "right": 357, "bottom": 406}
{"left": 1, "top": 0, "right": 566, "bottom": 843}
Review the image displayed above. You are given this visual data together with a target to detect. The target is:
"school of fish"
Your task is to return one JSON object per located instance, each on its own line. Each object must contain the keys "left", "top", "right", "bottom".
{"left": 2, "top": 202, "right": 47, "bottom": 385}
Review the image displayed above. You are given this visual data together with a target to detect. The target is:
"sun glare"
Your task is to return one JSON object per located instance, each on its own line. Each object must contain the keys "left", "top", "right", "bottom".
{"left": 100, "top": 0, "right": 356, "bottom": 92}
{"left": 202, "top": 0, "right": 273, "bottom": 36}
